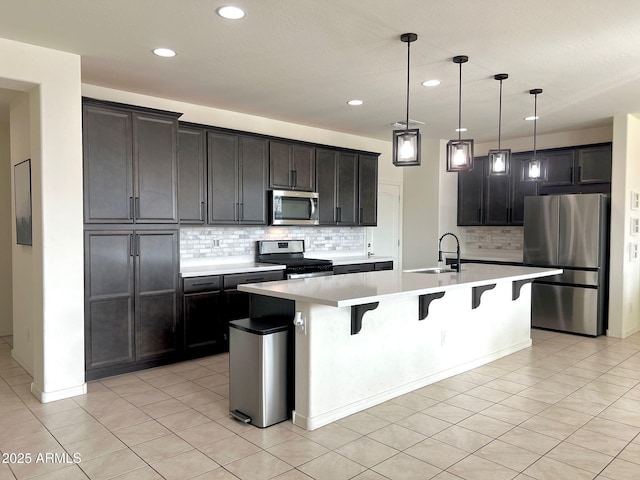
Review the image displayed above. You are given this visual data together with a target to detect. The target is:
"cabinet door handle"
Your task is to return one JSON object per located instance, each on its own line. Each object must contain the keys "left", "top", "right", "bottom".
{"left": 477, "top": 208, "right": 481, "bottom": 223}
{"left": 135, "top": 234, "right": 140, "bottom": 256}
{"left": 289, "top": 170, "right": 294, "bottom": 187}
{"left": 239, "top": 203, "right": 244, "bottom": 221}
{"left": 577, "top": 165, "right": 582, "bottom": 182}
{"left": 234, "top": 203, "right": 239, "bottom": 221}
{"left": 129, "top": 197, "right": 134, "bottom": 220}
{"left": 359, "top": 207, "right": 363, "bottom": 224}
{"left": 134, "top": 197, "right": 140, "bottom": 219}
{"left": 129, "top": 234, "right": 134, "bottom": 257}
{"left": 570, "top": 166, "right": 574, "bottom": 182}
{"left": 337, "top": 207, "right": 341, "bottom": 222}
{"left": 292, "top": 170, "right": 297, "bottom": 187}
{"left": 200, "top": 202, "right": 205, "bottom": 222}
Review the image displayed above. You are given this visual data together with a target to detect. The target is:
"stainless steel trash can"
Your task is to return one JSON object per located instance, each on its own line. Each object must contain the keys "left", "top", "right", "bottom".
{"left": 228, "top": 317, "right": 289, "bottom": 428}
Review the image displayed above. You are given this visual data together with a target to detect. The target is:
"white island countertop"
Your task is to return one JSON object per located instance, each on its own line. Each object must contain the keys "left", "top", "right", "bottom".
{"left": 239, "top": 263, "right": 562, "bottom": 307}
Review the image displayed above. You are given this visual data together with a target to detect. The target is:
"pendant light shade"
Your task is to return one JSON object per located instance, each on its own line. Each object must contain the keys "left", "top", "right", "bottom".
{"left": 522, "top": 88, "right": 548, "bottom": 182}
{"left": 488, "top": 73, "right": 511, "bottom": 176}
{"left": 446, "top": 55, "right": 474, "bottom": 172}
{"left": 393, "top": 33, "right": 420, "bottom": 167}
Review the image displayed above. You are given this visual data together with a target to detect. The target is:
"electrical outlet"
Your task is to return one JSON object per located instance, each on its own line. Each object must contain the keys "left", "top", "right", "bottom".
{"left": 632, "top": 191, "right": 640, "bottom": 210}
{"left": 630, "top": 242, "right": 639, "bottom": 261}
{"left": 631, "top": 217, "right": 639, "bottom": 236}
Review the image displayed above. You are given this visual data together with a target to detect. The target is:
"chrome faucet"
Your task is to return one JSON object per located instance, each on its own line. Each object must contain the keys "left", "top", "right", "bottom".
{"left": 438, "top": 233, "right": 461, "bottom": 272}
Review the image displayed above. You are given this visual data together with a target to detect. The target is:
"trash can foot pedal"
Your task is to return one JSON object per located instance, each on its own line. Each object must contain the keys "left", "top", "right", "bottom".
{"left": 230, "top": 410, "right": 251, "bottom": 423}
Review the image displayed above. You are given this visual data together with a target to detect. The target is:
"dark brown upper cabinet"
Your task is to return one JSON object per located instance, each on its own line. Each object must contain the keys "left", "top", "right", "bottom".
{"left": 538, "top": 143, "right": 612, "bottom": 195}
{"left": 316, "top": 149, "right": 358, "bottom": 225}
{"left": 82, "top": 100, "right": 180, "bottom": 224}
{"left": 269, "top": 141, "right": 316, "bottom": 191}
{"left": 484, "top": 154, "right": 538, "bottom": 226}
{"left": 458, "top": 143, "right": 610, "bottom": 227}
{"left": 358, "top": 154, "right": 378, "bottom": 226}
{"left": 540, "top": 150, "right": 575, "bottom": 187}
{"left": 577, "top": 144, "right": 612, "bottom": 184}
{"left": 178, "top": 126, "right": 207, "bottom": 224}
{"left": 208, "top": 131, "right": 268, "bottom": 225}
{"left": 457, "top": 157, "right": 485, "bottom": 226}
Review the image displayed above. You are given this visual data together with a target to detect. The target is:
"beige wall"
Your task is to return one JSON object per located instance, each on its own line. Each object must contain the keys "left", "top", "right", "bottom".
{"left": 474, "top": 125, "right": 613, "bottom": 156}
{"left": 0, "top": 120, "right": 11, "bottom": 336}
{"left": 9, "top": 93, "right": 33, "bottom": 370}
{"left": 1, "top": 37, "right": 85, "bottom": 402}
{"left": 401, "top": 138, "right": 442, "bottom": 269}
{"left": 609, "top": 114, "right": 640, "bottom": 338}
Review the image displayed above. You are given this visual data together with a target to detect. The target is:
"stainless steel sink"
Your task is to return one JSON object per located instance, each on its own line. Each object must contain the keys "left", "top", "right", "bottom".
{"left": 404, "top": 267, "right": 457, "bottom": 274}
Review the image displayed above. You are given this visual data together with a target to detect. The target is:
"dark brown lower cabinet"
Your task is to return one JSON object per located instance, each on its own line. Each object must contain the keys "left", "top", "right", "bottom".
{"left": 85, "top": 229, "right": 179, "bottom": 380}
{"left": 183, "top": 291, "right": 224, "bottom": 357}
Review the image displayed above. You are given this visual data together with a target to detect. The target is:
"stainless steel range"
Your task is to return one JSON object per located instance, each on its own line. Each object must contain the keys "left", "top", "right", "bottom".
{"left": 257, "top": 240, "right": 333, "bottom": 279}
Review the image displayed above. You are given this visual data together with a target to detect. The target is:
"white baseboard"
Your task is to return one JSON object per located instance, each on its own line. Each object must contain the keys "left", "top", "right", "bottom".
{"left": 31, "top": 382, "right": 87, "bottom": 404}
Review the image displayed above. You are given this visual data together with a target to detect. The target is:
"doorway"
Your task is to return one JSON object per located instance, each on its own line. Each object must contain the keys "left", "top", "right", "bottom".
{"left": 366, "top": 182, "right": 401, "bottom": 267}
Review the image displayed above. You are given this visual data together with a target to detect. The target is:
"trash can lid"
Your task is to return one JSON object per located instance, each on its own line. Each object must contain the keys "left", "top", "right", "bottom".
{"left": 229, "top": 316, "right": 290, "bottom": 335}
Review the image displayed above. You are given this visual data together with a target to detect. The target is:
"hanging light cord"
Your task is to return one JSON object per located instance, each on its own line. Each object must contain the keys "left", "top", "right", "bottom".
{"left": 533, "top": 92, "right": 538, "bottom": 156}
{"left": 498, "top": 79, "right": 503, "bottom": 149}
{"left": 457, "top": 60, "right": 462, "bottom": 140}
{"left": 405, "top": 39, "right": 411, "bottom": 132}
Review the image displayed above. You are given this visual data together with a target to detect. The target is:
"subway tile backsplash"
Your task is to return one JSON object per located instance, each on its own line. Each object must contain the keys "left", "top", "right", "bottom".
{"left": 180, "top": 226, "right": 365, "bottom": 259}
{"left": 465, "top": 226, "right": 523, "bottom": 250}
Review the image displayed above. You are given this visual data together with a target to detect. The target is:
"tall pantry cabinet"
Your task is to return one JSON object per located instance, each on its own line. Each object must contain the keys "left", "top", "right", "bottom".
{"left": 82, "top": 98, "right": 181, "bottom": 380}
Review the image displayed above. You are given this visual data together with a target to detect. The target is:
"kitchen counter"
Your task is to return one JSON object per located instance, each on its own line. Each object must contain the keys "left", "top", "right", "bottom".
{"left": 240, "top": 264, "right": 560, "bottom": 431}
{"left": 180, "top": 262, "right": 285, "bottom": 277}
{"left": 238, "top": 264, "right": 560, "bottom": 307}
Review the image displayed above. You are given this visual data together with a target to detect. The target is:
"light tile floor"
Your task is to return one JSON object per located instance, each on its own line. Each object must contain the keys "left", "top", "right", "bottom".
{"left": 1, "top": 330, "right": 640, "bottom": 479}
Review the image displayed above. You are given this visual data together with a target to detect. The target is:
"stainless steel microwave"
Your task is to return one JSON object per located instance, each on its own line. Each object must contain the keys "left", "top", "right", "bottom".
{"left": 270, "top": 190, "right": 319, "bottom": 225}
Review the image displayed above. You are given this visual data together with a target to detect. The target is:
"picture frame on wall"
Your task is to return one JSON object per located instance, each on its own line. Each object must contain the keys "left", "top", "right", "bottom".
{"left": 14, "top": 158, "right": 32, "bottom": 246}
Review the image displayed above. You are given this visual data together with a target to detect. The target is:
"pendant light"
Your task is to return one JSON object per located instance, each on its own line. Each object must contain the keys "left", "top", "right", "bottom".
{"left": 521, "top": 88, "right": 548, "bottom": 182}
{"left": 446, "top": 55, "right": 474, "bottom": 172}
{"left": 488, "top": 73, "right": 510, "bottom": 176}
{"left": 392, "top": 33, "right": 420, "bottom": 167}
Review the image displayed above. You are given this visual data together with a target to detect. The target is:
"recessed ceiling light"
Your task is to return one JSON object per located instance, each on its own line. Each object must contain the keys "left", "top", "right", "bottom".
{"left": 422, "top": 79, "right": 441, "bottom": 87}
{"left": 347, "top": 99, "right": 363, "bottom": 106}
{"left": 524, "top": 115, "right": 539, "bottom": 121}
{"left": 216, "top": 5, "right": 246, "bottom": 19}
{"left": 152, "top": 48, "right": 176, "bottom": 58}
{"left": 455, "top": 127, "right": 468, "bottom": 132}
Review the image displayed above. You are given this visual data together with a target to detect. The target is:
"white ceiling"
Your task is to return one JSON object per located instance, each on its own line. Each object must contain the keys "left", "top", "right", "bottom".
{"left": 1, "top": 0, "right": 640, "bottom": 142}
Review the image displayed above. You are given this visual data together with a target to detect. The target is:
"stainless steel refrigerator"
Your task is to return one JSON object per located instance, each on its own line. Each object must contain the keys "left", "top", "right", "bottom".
{"left": 523, "top": 193, "right": 609, "bottom": 336}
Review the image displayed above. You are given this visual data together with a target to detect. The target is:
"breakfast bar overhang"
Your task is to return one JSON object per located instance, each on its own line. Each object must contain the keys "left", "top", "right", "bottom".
{"left": 239, "top": 264, "right": 562, "bottom": 431}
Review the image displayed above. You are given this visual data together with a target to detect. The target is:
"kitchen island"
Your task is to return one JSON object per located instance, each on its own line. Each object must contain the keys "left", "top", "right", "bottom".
{"left": 239, "top": 264, "right": 561, "bottom": 430}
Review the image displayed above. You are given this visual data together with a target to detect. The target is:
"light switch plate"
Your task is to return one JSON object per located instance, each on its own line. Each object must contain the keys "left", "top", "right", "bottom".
{"left": 631, "top": 191, "right": 640, "bottom": 210}
{"left": 631, "top": 217, "right": 640, "bottom": 236}
{"left": 630, "top": 242, "right": 639, "bottom": 261}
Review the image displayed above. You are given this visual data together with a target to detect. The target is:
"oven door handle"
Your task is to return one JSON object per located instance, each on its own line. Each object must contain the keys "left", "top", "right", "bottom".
{"left": 309, "top": 198, "right": 316, "bottom": 217}
{"left": 288, "top": 270, "right": 334, "bottom": 280}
